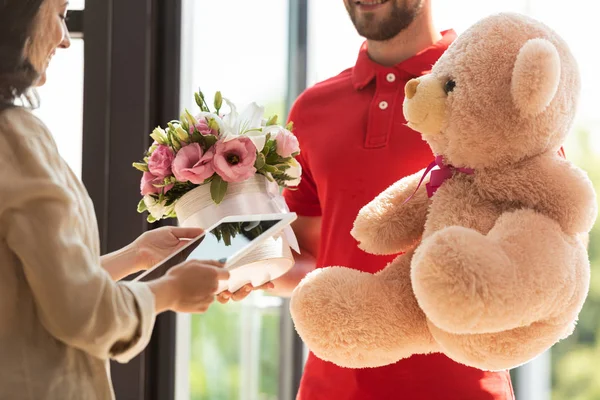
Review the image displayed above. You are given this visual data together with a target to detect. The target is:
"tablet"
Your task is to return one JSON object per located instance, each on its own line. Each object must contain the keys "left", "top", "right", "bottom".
{"left": 133, "top": 213, "right": 297, "bottom": 293}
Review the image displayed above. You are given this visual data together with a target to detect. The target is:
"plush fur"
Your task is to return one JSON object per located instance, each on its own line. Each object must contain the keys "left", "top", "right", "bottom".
{"left": 289, "top": 13, "right": 598, "bottom": 371}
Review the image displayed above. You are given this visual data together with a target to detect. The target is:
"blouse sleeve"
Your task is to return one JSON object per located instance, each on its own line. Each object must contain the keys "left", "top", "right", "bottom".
{"left": 0, "top": 108, "right": 155, "bottom": 363}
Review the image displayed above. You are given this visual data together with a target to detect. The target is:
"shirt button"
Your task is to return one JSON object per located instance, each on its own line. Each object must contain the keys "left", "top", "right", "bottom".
{"left": 379, "top": 101, "right": 389, "bottom": 110}
{"left": 386, "top": 73, "right": 396, "bottom": 82}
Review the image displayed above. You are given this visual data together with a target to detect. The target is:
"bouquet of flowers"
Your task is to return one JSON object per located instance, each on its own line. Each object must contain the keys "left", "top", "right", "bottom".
{"left": 133, "top": 90, "right": 302, "bottom": 224}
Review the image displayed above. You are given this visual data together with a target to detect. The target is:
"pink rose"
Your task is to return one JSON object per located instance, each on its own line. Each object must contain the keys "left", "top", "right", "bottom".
{"left": 213, "top": 137, "right": 257, "bottom": 183}
{"left": 147, "top": 145, "right": 174, "bottom": 178}
{"left": 172, "top": 143, "right": 215, "bottom": 184}
{"left": 275, "top": 129, "right": 300, "bottom": 158}
{"left": 190, "top": 116, "right": 219, "bottom": 136}
{"left": 140, "top": 171, "right": 173, "bottom": 195}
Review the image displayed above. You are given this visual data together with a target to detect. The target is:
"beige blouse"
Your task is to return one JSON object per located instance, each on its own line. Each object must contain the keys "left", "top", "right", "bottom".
{"left": 0, "top": 107, "right": 156, "bottom": 400}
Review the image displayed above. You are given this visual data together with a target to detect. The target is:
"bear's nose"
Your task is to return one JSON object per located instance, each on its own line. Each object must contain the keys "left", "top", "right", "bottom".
{"left": 405, "top": 79, "right": 420, "bottom": 100}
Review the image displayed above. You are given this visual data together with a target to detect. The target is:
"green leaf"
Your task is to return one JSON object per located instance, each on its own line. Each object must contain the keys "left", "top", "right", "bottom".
{"left": 285, "top": 121, "right": 294, "bottom": 131}
{"left": 222, "top": 229, "right": 232, "bottom": 246}
{"left": 203, "top": 134, "right": 218, "bottom": 149}
{"left": 263, "top": 164, "right": 278, "bottom": 173}
{"left": 291, "top": 151, "right": 300, "bottom": 157}
{"left": 261, "top": 139, "right": 273, "bottom": 156}
{"left": 210, "top": 175, "right": 228, "bottom": 204}
{"left": 254, "top": 153, "right": 266, "bottom": 170}
{"left": 137, "top": 198, "right": 148, "bottom": 213}
{"left": 266, "top": 152, "right": 279, "bottom": 165}
{"left": 191, "top": 132, "right": 203, "bottom": 143}
{"left": 257, "top": 170, "right": 275, "bottom": 182}
{"left": 132, "top": 162, "right": 149, "bottom": 172}
{"left": 213, "top": 226, "right": 222, "bottom": 242}
{"left": 170, "top": 136, "right": 182, "bottom": 151}
{"left": 273, "top": 173, "right": 296, "bottom": 187}
{"left": 276, "top": 163, "right": 291, "bottom": 171}
{"left": 164, "top": 198, "right": 176, "bottom": 207}
{"left": 194, "top": 133, "right": 216, "bottom": 152}
{"left": 147, "top": 214, "right": 157, "bottom": 223}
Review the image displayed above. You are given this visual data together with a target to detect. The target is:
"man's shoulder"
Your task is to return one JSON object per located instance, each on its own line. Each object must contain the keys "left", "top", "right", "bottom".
{"left": 293, "top": 67, "right": 355, "bottom": 112}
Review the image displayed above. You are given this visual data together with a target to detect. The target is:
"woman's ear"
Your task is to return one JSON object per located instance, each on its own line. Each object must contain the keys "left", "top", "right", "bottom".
{"left": 511, "top": 38, "right": 561, "bottom": 117}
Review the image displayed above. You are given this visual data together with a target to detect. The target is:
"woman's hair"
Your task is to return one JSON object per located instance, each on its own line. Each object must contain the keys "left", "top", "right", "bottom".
{"left": 0, "top": 0, "right": 45, "bottom": 105}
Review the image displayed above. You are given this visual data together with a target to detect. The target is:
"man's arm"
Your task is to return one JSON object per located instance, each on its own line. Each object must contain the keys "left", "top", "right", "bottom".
{"left": 269, "top": 215, "right": 321, "bottom": 297}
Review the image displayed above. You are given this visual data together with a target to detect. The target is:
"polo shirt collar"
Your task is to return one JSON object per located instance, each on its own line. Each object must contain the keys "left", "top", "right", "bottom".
{"left": 352, "top": 29, "right": 457, "bottom": 90}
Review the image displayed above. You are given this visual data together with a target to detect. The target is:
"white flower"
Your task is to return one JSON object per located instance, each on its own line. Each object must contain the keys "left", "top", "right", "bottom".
{"left": 286, "top": 158, "right": 302, "bottom": 187}
{"left": 221, "top": 98, "right": 268, "bottom": 151}
{"left": 150, "top": 127, "right": 168, "bottom": 145}
{"left": 143, "top": 195, "right": 174, "bottom": 220}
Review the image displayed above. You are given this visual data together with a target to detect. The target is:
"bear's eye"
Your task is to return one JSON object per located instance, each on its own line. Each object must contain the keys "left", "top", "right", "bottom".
{"left": 444, "top": 79, "right": 456, "bottom": 94}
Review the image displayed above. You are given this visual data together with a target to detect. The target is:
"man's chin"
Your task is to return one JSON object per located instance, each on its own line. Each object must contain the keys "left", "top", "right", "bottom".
{"left": 357, "top": 26, "right": 400, "bottom": 42}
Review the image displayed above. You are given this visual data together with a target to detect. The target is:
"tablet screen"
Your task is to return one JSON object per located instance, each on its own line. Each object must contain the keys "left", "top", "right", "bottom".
{"left": 134, "top": 218, "right": 283, "bottom": 282}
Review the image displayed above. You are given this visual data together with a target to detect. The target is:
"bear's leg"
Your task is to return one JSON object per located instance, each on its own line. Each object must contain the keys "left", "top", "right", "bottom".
{"left": 428, "top": 319, "right": 574, "bottom": 371}
{"left": 290, "top": 249, "right": 438, "bottom": 368}
{"left": 411, "top": 209, "right": 589, "bottom": 335}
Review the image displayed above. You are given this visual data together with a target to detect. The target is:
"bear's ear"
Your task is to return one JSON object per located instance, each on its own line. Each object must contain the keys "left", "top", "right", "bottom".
{"left": 511, "top": 38, "right": 561, "bottom": 117}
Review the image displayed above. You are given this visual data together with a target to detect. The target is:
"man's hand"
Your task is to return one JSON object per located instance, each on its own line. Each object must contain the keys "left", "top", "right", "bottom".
{"left": 216, "top": 282, "right": 275, "bottom": 303}
{"left": 268, "top": 216, "right": 321, "bottom": 297}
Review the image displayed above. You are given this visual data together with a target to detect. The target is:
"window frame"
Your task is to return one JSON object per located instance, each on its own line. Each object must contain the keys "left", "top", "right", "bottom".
{"left": 81, "top": 0, "right": 183, "bottom": 399}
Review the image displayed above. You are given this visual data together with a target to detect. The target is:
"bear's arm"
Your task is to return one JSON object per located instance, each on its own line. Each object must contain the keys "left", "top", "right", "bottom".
{"left": 481, "top": 154, "right": 597, "bottom": 236}
{"left": 535, "top": 160, "right": 597, "bottom": 236}
{"left": 350, "top": 169, "right": 430, "bottom": 255}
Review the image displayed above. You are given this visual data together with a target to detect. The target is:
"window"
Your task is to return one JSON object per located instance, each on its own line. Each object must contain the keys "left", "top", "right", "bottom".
{"left": 33, "top": 39, "right": 84, "bottom": 178}
{"left": 306, "top": 1, "right": 362, "bottom": 87}
{"left": 177, "top": 1, "right": 289, "bottom": 399}
{"left": 68, "top": 0, "right": 85, "bottom": 10}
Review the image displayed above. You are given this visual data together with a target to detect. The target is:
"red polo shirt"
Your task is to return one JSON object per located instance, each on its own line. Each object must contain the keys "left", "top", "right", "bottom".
{"left": 283, "top": 31, "right": 515, "bottom": 400}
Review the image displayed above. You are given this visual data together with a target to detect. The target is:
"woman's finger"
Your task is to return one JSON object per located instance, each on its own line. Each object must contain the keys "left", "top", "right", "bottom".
{"left": 213, "top": 267, "right": 230, "bottom": 280}
{"left": 192, "top": 259, "right": 226, "bottom": 269}
{"left": 168, "top": 227, "right": 205, "bottom": 239}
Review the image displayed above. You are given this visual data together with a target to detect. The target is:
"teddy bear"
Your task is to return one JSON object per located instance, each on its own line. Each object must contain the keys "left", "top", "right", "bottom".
{"left": 289, "top": 12, "right": 598, "bottom": 372}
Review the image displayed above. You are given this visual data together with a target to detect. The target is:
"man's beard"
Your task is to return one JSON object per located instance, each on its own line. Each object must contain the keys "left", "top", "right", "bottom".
{"left": 346, "top": 0, "right": 424, "bottom": 41}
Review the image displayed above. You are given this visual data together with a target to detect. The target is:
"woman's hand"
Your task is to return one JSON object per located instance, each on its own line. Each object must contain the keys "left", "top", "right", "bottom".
{"left": 149, "top": 259, "right": 229, "bottom": 314}
{"left": 216, "top": 282, "right": 275, "bottom": 303}
{"left": 133, "top": 226, "right": 205, "bottom": 271}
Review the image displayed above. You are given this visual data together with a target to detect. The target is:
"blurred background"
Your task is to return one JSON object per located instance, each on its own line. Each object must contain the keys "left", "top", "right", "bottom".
{"left": 36, "top": 0, "right": 599, "bottom": 399}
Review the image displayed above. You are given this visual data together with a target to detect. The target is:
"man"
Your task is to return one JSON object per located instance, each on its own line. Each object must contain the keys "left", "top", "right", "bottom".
{"left": 273, "top": 1, "right": 516, "bottom": 399}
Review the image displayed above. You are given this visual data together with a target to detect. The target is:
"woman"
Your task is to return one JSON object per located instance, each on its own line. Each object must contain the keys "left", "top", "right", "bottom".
{"left": 0, "top": 0, "right": 229, "bottom": 398}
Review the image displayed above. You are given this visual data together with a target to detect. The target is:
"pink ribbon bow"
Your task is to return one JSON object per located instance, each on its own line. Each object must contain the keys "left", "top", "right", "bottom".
{"left": 403, "top": 155, "right": 474, "bottom": 204}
